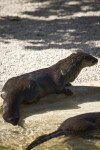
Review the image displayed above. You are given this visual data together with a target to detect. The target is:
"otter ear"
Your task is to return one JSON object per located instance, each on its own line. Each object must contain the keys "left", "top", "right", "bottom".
{"left": 0, "top": 91, "right": 6, "bottom": 100}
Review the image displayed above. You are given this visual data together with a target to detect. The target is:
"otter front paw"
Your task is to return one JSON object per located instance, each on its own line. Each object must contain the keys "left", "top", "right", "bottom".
{"left": 62, "top": 89, "right": 73, "bottom": 96}
{"left": 66, "top": 83, "right": 72, "bottom": 87}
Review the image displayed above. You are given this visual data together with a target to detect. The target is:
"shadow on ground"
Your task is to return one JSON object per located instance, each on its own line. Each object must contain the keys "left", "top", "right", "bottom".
{"left": 0, "top": 0, "right": 100, "bottom": 57}
{"left": 19, "top": 85, "right": 100, "bottom": 125}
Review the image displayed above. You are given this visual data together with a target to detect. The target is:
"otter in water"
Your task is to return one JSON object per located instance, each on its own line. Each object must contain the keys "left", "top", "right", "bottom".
{"left": 1, "top": 52, "right": 98, "bottom": 125}
{"left": 26, "top": 112, "right": 100, "bottom": 150}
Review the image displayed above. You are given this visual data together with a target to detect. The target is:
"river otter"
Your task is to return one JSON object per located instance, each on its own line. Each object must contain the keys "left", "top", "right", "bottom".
{"left": 26, "top": 112, "right": 100, "bottom": 150}
{"left": 1, "top": 52, "right": 98, "bottom": 125}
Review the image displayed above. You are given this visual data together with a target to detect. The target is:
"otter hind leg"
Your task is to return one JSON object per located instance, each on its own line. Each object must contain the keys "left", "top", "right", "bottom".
{"left": 56, "top": 88, "right": 73, "bottom": 96}
{"left": 33, "top": 97, "right": 40, "bottom": 103}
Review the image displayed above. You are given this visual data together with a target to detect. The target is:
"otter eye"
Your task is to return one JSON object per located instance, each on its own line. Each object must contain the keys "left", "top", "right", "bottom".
{"left": 87, "top": 58, "right": 91, "bottom": 61}
{"left": 85, "top": 56, "right": 91, "bottom": 61}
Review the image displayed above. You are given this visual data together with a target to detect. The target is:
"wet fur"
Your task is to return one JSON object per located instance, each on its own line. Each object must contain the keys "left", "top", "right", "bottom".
{"left": 1, "top": 52, "right": 98, "bottom": 125}
{"left": 26, "top": 112, "right": 100, "bottom": 150}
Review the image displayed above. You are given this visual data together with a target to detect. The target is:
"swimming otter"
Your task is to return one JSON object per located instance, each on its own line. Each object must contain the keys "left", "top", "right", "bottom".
{"left": 1, "top": 52, "right": 98, "bottom": 125}
{"left": 26, "top": 112, "right": 100, "bottom": 150}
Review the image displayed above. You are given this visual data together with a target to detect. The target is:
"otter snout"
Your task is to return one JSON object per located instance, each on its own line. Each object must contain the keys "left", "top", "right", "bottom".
{"left": 92, "top": 57, "right": 98, "bottom": 65}
{"left": 83, "top": 54, "right": 98, "bottom": 67}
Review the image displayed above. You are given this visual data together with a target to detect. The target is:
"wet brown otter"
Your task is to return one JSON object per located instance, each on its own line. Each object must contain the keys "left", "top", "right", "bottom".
{"left": 26, "top": 112, "right": 100, "bottom": 150}
{"left": 1, "top": 52, "right": 98, "bottom": 125}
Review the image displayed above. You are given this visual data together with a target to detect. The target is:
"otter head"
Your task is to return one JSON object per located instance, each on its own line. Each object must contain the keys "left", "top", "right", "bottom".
{"left": 1, "top": 89, "right": 20, "bottom": 126}
{"left": 76, "top": 52, "right": 98, "bottom": 67}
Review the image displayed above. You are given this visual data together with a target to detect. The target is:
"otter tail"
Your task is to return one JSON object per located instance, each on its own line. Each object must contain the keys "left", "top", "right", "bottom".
{"left": 26, "top": 130, "right": 64, "bottom": 150}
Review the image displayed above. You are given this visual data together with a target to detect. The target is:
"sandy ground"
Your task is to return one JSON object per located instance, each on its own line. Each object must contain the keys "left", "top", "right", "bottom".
{"left": 0, "top": 0, "right": 100, "bottom": 149}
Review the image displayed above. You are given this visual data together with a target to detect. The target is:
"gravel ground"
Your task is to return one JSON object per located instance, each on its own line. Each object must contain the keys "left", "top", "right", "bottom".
{"left": 0, "top": 0, "right": 100, "bottom": 89}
